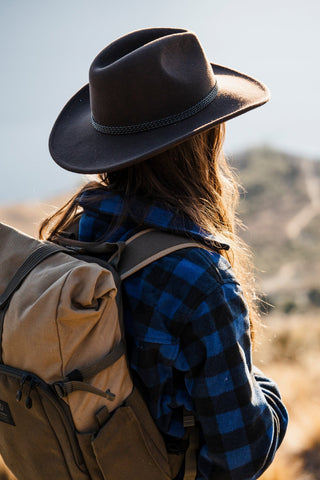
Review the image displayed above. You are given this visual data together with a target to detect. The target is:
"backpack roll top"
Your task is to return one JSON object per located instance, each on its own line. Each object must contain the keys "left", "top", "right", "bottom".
{"left": 0, "top": 223, "right": 133, "bottom": 433}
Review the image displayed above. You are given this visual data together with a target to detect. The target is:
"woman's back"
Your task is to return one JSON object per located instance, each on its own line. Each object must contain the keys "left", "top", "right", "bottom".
{"left": 76, "top": 189, "right": 288, "bottom": 479}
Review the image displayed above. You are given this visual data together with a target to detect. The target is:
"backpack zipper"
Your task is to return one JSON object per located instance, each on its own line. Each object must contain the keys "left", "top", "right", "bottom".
{"left": 15, "top": 373, "right": 29, "bottom": 402}
{"left": 0, "top": 364, "right": 88, "bottom": 474}
{"left": 15, "top": 374, "right": 34, "bottom": 408}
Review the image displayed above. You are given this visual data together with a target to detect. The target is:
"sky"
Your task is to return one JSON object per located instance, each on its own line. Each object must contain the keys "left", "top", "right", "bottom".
{"left": 0, "top": 0, "right": 319, "bottom": 204}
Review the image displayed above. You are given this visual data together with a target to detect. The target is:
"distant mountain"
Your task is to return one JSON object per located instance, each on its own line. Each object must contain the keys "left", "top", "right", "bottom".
{"left": 1, "top": 147, "right": 319, "bottom": 314}
{"left": 232, "top": 147, "right": 320, "bottom": 313}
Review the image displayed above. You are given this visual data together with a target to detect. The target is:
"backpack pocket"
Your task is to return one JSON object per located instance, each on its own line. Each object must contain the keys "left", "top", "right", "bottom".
{"left": 0, "top": 366, "right": 89, "bottom": 480}
{"left": 91, "top": 388, "right": 172, "bottom": 480}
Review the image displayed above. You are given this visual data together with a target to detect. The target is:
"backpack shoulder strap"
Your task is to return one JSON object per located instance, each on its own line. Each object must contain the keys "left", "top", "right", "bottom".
{"left": 118, "top": 229, "right": 201, "bottom": 479}
{"left": 117, "top": 228, "right": 209, "bottom": 280}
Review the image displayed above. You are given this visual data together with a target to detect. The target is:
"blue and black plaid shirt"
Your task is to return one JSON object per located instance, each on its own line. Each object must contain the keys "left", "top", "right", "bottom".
{"left": 78, "top": 189, "right": 288, "bottom": 480}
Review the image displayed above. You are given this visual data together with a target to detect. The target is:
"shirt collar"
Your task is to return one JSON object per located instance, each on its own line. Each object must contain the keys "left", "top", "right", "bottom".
{"left": 78, "top": 188, "right": 229, "bottom": 250}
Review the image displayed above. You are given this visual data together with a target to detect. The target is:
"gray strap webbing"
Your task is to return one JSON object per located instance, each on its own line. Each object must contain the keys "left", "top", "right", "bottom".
{"left": 55, "top": 235, "right": 126, "bottom": 257}
{"left": 0, "top": 243, "right": 68, "bottom": 308}
{"left": 77, "top": 340, "right": 125, "bottom": 380}
{"left": 52, "top": 341, "right": 125, "bottom": 400}
{"left": 0, "top": 243, "right": 68, "bottom": 363}
{"left": 117, "top": 229, "right": 207, "bottom": 280}
{"left": 183, "top": 411, "right": 198, "bottom": 480}
{"left": 183, "top": 426, "right": 199, "bottom": 480}
{"left": 53, "top": 380, "right": 116, "bottom": 401}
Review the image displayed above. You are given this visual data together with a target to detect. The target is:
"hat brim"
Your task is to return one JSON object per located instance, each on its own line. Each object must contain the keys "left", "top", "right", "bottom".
{"left": 49, "top": 64, "right": 270, "bottom": 174}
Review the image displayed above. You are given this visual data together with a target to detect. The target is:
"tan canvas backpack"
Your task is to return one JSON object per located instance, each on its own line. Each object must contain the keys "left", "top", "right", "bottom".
{"left": 0, "top": 223, "right": 201, "bottom": 480}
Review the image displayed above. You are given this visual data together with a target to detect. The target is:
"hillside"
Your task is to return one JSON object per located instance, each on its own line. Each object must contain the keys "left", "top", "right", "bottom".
{"left": 231, "top": 146, "right": 320, "bottom": 314}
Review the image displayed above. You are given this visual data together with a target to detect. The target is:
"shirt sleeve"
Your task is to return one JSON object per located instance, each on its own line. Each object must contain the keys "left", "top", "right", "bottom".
{"left": 176, "top": 280, "right": 288, "bottom": 480}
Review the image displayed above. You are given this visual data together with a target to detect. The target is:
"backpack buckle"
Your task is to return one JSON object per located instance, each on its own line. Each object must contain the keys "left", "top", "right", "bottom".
{"left": 53, "top": 382, "right": 67, "bottom": 398}
{"left": 183, "top": 413, "right": 196, "bottom": 428}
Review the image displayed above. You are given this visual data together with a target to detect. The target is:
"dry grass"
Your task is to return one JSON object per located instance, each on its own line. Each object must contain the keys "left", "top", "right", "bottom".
{"left": 256, "top": 313, "right": 320, "bottom": 480}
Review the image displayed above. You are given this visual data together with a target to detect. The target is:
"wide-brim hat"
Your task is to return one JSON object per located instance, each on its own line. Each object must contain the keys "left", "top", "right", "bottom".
{"left": 49, "top": 28, "right": 270, "bottom": 174}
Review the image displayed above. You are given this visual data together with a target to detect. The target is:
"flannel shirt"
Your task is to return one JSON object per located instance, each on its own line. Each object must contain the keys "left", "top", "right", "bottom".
{"left": 78, "top": 189, "right": 288, "bottom": 480}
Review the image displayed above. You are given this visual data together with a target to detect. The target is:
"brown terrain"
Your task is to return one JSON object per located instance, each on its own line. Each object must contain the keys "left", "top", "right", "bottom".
{"left": 0, "top": 146, "right": 320, "bottom": 479}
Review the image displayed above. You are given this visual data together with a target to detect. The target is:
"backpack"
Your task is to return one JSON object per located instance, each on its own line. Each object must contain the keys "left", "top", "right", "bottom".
{"left": 0, "top": 223, "right": 202, "bottom": 480}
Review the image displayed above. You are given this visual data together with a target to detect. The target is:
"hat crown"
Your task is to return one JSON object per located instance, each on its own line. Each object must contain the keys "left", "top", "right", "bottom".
{"left": 89, "top": 28, "right": 216, "bottom": 127}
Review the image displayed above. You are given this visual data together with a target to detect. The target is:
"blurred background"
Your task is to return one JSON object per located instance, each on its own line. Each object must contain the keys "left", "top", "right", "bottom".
{"left": 0, "top": 1, "right": 319, "bottom": 479}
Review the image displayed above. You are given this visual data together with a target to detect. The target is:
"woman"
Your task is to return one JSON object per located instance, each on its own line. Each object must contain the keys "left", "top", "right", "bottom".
{"left": 43, "top": 28, "right": 288, "bottom": 479}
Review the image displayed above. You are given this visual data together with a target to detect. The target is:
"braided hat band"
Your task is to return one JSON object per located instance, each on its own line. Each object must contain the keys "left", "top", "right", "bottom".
{"left": 91, "top": 83, "right": 218, "bottom": 135}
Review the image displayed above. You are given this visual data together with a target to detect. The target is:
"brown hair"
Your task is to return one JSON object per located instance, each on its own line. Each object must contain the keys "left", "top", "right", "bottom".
{"left": 40, "top": 124, "right": 259, "bottom": 340}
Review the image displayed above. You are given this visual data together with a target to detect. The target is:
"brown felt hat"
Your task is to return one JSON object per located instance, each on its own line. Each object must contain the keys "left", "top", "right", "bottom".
{"left": 49, "top": 28, "right": 270, "bottom": 174}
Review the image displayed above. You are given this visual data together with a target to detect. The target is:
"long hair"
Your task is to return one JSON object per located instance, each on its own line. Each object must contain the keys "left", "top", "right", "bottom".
{"left": 40, "top": 124, "right": 259, "bottom": 340}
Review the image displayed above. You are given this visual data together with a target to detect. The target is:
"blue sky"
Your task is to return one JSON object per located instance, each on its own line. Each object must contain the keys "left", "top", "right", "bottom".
{"left": 1, "top": 0, "right": 319, "bottom": 203}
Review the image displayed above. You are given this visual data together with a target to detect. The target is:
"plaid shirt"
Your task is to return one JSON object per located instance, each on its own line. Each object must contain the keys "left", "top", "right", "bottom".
{"left": 78, "top": 189, "right": 288, "bottom": 480}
